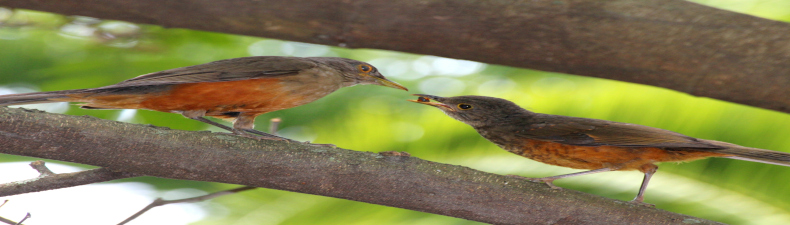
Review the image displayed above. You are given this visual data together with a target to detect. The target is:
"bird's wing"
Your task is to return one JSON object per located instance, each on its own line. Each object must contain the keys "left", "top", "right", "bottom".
{"left": 513, "top": 115, "right": 722, "bottom": 149}
{"left": 109, "top": 56, "right": 317, "bottom": 87}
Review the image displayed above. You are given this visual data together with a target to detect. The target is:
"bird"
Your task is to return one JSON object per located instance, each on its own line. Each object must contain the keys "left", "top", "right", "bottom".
{"left": 409, "top": 94, "right": 790, "bottom": 203}
{"left": 0, "top": 56, "right": 407, "bottom": 140}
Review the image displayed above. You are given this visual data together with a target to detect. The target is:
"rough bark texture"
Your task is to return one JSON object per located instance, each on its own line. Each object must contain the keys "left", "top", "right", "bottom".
{"left": 1, "top": 0, "right": 789, "bottom": 113}
{"left": 0, "top": 107, "right": 722, "bottom": 225}
{"left": 0, "top": 165, "right": 136, "bottom": 197}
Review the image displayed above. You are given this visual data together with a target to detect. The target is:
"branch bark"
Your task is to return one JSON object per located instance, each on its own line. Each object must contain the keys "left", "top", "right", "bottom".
{"left": 0, "top": 161, "right": 137, "bottom": 197}
{"left": 0, "top": 107, "right": 722, "bottom": 224}
{"left": 1, "top": 0, "right": 789, "bottom": 113}
{"left": 118, "top": 186, "right": 255, "bottom": 225}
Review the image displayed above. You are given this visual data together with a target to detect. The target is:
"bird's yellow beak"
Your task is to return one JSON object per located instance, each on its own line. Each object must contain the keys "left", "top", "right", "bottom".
{"left": 407, "top": 94, "right": 454, "bottom": 111}
{"left": 372, "top": 76, "right": 408, "bottom": 91}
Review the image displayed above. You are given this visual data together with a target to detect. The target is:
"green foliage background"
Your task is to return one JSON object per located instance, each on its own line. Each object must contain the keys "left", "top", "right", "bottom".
{"left": 1, "top": 1, "right": 789, "bottom": 224}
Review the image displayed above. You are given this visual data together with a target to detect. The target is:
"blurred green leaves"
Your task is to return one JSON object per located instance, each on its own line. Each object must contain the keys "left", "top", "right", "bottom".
{"left": 2, "top": 1, "right": 790, "bottom": 224}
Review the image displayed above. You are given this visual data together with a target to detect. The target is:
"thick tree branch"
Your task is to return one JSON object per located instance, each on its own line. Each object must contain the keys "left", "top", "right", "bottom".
{"left": 0, "top": 107, "right": 723, "bottom": 224}
{"left": 0, "top": 161, "right": 137, "bottom": 197}
{"left": 1, "top": 0, "right": 789, "bottom": 113}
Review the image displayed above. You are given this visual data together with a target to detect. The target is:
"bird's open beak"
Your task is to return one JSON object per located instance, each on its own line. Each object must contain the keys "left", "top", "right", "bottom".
{"left": 407, "top": 94, "right": 454, "bottom": 111}
{"left": 373, "top": 76, "right": 408, "bottom": 91}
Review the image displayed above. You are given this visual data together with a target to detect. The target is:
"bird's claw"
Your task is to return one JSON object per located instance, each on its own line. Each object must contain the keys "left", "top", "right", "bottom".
{"left": 628, "top": 200, "right": 655, "bottom": 207}
{"left": 527, "top": 178, "right": 561, "bottom": 189}
{"left": 234, "top": 131, "right": 286, "bottom": 141}
{"left": 378, "top": 151, "right": 411, "bottom": 157}
{"left": 304, "top": 141, "right": 336, "bottom": 148}
{"left": 507, "top": 175, "right": 562, "bottom": 189}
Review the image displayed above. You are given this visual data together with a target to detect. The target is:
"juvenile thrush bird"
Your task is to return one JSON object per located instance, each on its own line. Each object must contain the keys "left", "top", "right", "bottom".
{"left": 410, "top": 94, "right": 790, "bottom": 203}
{"left": 0, "top": 56, "right": 407, "bottom": 139}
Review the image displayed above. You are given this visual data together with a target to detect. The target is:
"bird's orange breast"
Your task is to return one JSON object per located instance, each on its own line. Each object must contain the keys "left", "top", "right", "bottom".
{"left": 508, "top": 139, "right": 731, "bottom": 172}
{"left": 139, "top": 78, "right": 295, "bottom": 114}
{"left": 68, "top": 77, "right": 333, "bottom": 116}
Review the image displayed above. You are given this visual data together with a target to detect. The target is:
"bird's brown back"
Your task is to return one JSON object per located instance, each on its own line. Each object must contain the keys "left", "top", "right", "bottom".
{"left": 20, "top": 57, "right": 355, "bottom": 117}
{"left": 475, "top": 113, "right": 731, "bottom": 171}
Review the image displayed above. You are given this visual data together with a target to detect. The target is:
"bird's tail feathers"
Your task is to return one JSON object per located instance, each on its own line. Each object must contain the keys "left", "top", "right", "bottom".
{"left": 707, "top": 140, "right": 790, "bottom": 167}
{"left": 0, "top": 89, "right": 87, "bottom": 106}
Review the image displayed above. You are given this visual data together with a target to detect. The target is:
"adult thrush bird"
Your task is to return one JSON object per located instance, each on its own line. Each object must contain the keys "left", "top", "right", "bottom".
{"left": 0, "top": 56, "right": 407, "bottom": 139}
{"left": 410, "top": 94, "right": 790, "bottom": 203}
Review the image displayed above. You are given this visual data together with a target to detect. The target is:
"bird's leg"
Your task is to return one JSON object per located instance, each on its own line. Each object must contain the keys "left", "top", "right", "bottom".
{"left": 189, "top": 116, "right": 244, "bottom": 135}
{"left": 232, "top": 114, "right": 290, "bottom": 141}
{"left": 630, "top": 164, "right": 658, "bottom": 206}
{"left": 239, "top": 128, "right": 289, "bottom": 140}
{"left": 181, "top": 110, "right": 282, "bottom": 140}
{"left": 264, "top": 117, "right": 336, "bottom": 148}
{"left": 235, "top": 114, "right": 333, "bottom": 147}
{"left": 510, "top": 168, "right": 615, "bottom": 189}
{"left": 265, "top": 118, "right": 335, "bottom": 147}
{"left": 181, "top": 110, "right": 240, "bottom": 134}
{"left": 268, "top": 118, "right": 282, "bottom": 134}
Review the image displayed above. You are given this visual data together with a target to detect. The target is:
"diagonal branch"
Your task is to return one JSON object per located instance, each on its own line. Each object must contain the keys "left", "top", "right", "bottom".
{"left": 0, "top": 217, "right": 16, "bottom": 225}
{"left": 118, "top": 186, "right": 255, "bottom": 225}
{"left": 0, "top": 213, "right": 29, "bottom": 225}
{"left": 0, "top": 161, "right": 137, "bottom": 197}
{"left": 0, "top": 200, "right": 28, "bottom": 225}
{"left": 14, "top": 213, "right": 28, "bottom": 225}
{"left": 0, "top": 107, "right": 723, "bottom": 224}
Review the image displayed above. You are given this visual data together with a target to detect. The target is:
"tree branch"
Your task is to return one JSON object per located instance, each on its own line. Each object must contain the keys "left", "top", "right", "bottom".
{"left": 118, "top": 186, "right": 255, "bottom": 225}
{"left": 1, "top": 0, "right": 789, "bottom": 113}
{"left": 0, "top": 161, "right": 137, "bottom": 197}
{"left": 0, "top": 200, "right": 19, "bottom": 225}
{"left": 0, "top": 217, "right": 15, "bottom": 225}
{"left": 0, "top": 107, "right": 723, "bottom": 224}
{"left": 14, "top": 213, "right": 28, "bottom": 225}
{"left": 0, "top": 200, "right": 28, "bottom": 225}
{"left": 27, "top": 161, "right": 53, "bottom": 177}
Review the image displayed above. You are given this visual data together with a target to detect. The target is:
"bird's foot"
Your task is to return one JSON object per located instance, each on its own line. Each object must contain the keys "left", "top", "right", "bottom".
{"left": 303, "top": 141, "right": 336, "bottom": 148}
{"left": 628, "top": 196, "right": 655, "bottom": 207}
{"left": 233, "top": 130, "right": 288, "bottom": 141}
{"left": 228, "top": 129, "right": 292, "bottom": 142}
{"left": 628, "top": 200, "right": 655, "bottom": 207}
{"left": 507, "top": 175, "right": 562, "bottom": 189}
{"left": 378, "top": 151, "right": 411, "bottom": 157}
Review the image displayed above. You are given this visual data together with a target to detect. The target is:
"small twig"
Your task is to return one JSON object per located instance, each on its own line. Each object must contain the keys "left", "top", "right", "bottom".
{"left": 28, "top": 161, "right": 54, "bottom": 177}
{"left": 268, "top": 117, "right": 281, "bottom": 134}
{"left": 126, "top": 119, "right": 276, "bottom": 225}
{"left": 0, "top": 206, "right": 27, "bottom": 225}
{"left": 0, "top": 200, "right": 20, "bottom": 225}
{"left": 0, "top": 163, "right": 137, "bottom": 197}
{"left": 14, "top": 213, "right": 29, "bottom": 225}
{"left": 0, "top": 217, "right": 18, "bottom": 225}
{"left": 118, "top": 186, "right": 256, "bottom": 225}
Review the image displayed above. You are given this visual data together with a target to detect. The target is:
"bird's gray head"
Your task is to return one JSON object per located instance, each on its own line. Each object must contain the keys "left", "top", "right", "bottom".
{"left": 409, "top": 94, "right": 532, "bottom": 127}
{"left": 310, "top": 57, "right": 407, "bottom": 91}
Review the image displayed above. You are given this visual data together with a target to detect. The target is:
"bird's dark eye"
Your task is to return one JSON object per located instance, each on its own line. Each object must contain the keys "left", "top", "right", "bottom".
{"left": 358, "top": 64, "right": 373, "bottom": 73}
{"left": 458, "top": 104, "right": 473, "bottom": 110}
